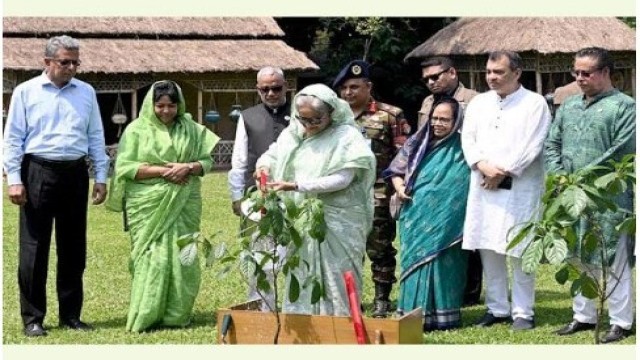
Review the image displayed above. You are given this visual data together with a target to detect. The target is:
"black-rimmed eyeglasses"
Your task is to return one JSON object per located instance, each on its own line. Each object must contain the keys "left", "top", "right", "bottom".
{"left": 48, "top": 58, "right": 81, "bottom": 67}
{"left": 430, "top": 116, "right": 453, "bottom": 125}
{"left": 294, "top": 114, "right": 325, "bottom": 126}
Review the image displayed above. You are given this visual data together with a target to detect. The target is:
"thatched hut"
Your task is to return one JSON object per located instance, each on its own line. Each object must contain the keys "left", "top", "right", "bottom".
{"left": 3, "top": 17, "right": 318, "bottom": 154}
{"left": 405, "top": 17, "right": 636, "bottom": 98}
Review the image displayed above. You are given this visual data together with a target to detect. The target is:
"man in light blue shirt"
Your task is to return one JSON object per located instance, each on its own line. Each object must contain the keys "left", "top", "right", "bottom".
{"left": 3, "top": 35, "right": 109, "bottom": 337}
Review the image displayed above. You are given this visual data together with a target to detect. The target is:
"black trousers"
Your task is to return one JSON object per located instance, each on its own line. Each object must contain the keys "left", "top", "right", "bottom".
{"left": 464, "top": 250, "right": 483, "bottom": 304}
{"left": 18, "top": 155, "right": 89, "bottom": 326}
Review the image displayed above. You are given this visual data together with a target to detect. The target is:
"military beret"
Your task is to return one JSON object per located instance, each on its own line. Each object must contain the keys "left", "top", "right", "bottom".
{"left": 332, "top": 60, "right": 371, "bottom": 89}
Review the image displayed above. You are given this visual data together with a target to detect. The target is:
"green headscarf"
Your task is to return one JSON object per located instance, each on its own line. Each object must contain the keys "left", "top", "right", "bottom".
{"left": 106, "top": 80, "right": 219, "bottom": 212}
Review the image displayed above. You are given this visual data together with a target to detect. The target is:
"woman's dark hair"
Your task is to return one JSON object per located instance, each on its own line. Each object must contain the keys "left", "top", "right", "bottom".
{"left": 153, "top": 81, "right": 180, "bottom": 103}
{"left": 429, "top": 96, "right": 460, "bottom": 124}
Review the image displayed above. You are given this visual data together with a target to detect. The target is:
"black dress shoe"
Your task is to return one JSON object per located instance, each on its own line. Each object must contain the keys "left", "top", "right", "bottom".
{"left": 512, "top": 317, "right": 535, "bottom": 331}
{"left": 59, "top": 318, "right": 94, "bottom": 331}
{"left": 475, "top": 312, "right": 511, "bottom": 327}
{"left": 24, "top": 323, "right": 47, "bottom": 337}
{"left": 555, "top": 320, "right": 596, "bottom": 335}
{"left": 601, "top": 325, "right": 631, "bottom": 343}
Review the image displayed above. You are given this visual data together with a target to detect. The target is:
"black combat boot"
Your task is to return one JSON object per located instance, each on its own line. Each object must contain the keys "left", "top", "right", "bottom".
{"left": 372, "top": 282, "right": 392, "bottom": 318}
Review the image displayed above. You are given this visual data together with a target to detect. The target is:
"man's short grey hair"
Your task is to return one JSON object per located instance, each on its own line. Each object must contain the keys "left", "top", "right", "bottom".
{"left": 45, "top": 35, "right": 80, "bottom": 58}
{"left": 257, "top": 66, "right": 285, "bottom": 82}
{"left": 295, "top": 95, "right": 333, "bottom": 116}
{"left": 487, "top": 51, "right": 523, "bottom": 71}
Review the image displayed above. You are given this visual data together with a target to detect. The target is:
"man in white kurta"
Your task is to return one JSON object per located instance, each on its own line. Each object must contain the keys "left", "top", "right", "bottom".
{"left": 461, "top": 51, "right": 551, "bottom": 331}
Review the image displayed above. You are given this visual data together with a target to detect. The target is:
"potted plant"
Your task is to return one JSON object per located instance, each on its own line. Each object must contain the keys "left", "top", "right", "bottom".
{"left": 178, "top": 189, "right": 423, "bottom": 344}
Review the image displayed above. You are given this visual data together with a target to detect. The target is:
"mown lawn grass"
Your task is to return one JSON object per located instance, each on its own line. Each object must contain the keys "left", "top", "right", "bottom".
{"left": 2, "top": 172, "right": 635, "bottom": 344}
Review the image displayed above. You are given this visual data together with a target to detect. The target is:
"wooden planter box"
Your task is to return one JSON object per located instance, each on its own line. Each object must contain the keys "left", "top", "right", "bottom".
{"left": 216, "top": 300, "right": 424, "bottom": 344}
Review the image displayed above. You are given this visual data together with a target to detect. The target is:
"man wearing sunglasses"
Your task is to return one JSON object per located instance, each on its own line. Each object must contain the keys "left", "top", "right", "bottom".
{"left": 333, "top": 60, "right": 410, "bottom": 318}
{"left": 3, "top": 35, "right": 109, "bottom": 337}
{"left": 417, "top": 57, "right": 477, "bottom": 131}
{"left": 417, "top": 56, "right": 482, "bottom": 307}
{"left": 228, "top": 66, "right": 290, "bottom": 310}
{"left": 546, "top": 47, "right": 635, "bottom": 344}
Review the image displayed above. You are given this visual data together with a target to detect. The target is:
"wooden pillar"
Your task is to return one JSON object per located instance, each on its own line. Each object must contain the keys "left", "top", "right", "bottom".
{"left": 535, "top": 71, "right": 543, "bottom": 94}
{"left": 631, "top": 68, "right": 636, "bottom": 99}
{"left": 197, "top": 89, "right": 203, "bottom": 124}
{"left": 469, "top": 71, "right": 475, "bottom": 91}
{"left": 130, "top": 90, "right": 137, "bottom": 119}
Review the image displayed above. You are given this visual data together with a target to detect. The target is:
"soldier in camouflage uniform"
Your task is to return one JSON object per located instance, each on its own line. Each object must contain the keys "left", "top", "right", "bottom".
{"left": 333, "top": 60, "right": 411, "bottom": 318}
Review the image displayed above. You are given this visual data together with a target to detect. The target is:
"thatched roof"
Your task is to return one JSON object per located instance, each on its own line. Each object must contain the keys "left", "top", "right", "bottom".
{"left": 405, "top": 17, "right": 636, "bottom": 61}
{"left": 3, "top": 17, "right": 284, "bottom": 38}
{"left": 3, "top": 38, "right": 318, "bottom": 73}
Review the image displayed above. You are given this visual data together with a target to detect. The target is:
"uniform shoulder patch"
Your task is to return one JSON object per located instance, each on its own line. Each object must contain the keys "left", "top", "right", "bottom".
{"left": 377, "top": 102, "right": 403, "bottom": 117}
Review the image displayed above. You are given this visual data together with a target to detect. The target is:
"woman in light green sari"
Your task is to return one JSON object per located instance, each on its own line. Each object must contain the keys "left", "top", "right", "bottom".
{"left": 106, "top": 81, "right": 219, "bottom": 332}
{"left": 256, "top": 84, "right": 375, "bottom": 316}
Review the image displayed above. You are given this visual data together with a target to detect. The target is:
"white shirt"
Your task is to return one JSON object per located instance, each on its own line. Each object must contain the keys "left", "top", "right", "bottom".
{"left": 461, "top": 86, "right": 552, "bottom": 256}
{"left": 228, "top": 114, "right": 249, "bottom": 202}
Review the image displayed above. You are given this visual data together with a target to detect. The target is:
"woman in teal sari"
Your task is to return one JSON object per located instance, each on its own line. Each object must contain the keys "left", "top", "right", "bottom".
{"left": 384, "top": 97, "right": 470, "bottom": 331}
{"left": 255, "top": 84, "right": 375, "bottom": 316}
{"left": 106, "top": 80, "right": 219, "bottom": 332}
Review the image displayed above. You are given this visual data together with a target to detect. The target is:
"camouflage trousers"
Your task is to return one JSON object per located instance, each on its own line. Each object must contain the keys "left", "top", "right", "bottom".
{"left": 367, "top": 182, "right": 397, "bottom": 284}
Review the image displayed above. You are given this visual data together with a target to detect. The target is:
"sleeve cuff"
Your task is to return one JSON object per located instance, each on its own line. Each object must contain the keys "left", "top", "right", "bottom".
{"left": 6, "top": 172, "right": 23, "bottom": 186}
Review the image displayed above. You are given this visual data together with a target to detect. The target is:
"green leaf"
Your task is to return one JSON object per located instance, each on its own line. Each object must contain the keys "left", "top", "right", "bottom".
{"left": 289, "top": 225, "right": 302, "bottom": 248}
{"left": 289, "top": 274, "right": 300, "bottom": 303}
{"left": 283, "top": 196, "right": 300, "bottom": 218}
{"left": 521, "top": 239, "right": 543, "bottom": 273}
{"left": 555, "top": 265, "right": 569, "bottom": 285}
{"left": 570, "top": 278, "right": 583, "bottom": 297}
{"left": 544, "top": 232, "right": 568, "bottom": 265}
{"left": 560, "top": 186, "right": 590, "bottom": 218}
{"left": 178, "top": 242, "right": 198, "bottom": 266}
{"left": 214, "top": 242, "right": 226, "bottom": 259}
{"left": 507, "top": 223, "right": 534, "bottom": 251}
{"left": 257, "top": 275, "right": 271, "bottom": 293}
{"left": 565, "top": 263, "right": 582, "bottom": 281}
{"left": 579, "top": 272, "right": 599, "bottom": 299}
{"left": 311, "top": 279, "right": 323, "bottom": 304}
{"left": 594, "top": 172, "right": 617, "bottom": 189}
{"left": 582, "top": 185, "right": 617, "bottom": 212}
{"left": 176, "top": 235, "right": 195, "bottom": 249}
{"left": 582, "top": 232, "right": 598, "bottom": 255}
{"left": 616, "top": 216, "right": 635, "bottom": 236}
{"left": 562, "top": 226, "right": 578, "bottom": 250}
{"left": 202, "top": 239, "right": 212, "bottom": 260}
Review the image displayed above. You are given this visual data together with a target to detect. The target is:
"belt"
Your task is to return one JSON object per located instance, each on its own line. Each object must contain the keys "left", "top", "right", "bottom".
{"left": 25, "top": 154, "right": 87, "bottom": 170}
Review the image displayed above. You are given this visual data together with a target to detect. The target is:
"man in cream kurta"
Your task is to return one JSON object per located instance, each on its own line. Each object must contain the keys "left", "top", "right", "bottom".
{"left": 461, "top": 51, "right": 551, "bottom": 331}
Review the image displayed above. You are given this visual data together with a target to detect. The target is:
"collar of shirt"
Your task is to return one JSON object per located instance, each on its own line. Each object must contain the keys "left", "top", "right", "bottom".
{"left": 582, "top": 88, "right": 619, "bottom": 107}
{"left": 264, "top": 101, "right": 290, "bottom": 116}
{"left": 37, "top": 71, "right": 79, "bottom": 91}
{"left": 493, "top": 85, "right": 525, "bottom": 107}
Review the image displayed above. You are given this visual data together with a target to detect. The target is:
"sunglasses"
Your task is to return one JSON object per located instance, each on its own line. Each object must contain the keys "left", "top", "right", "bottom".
{"left": 421, "top": 68, "right": 450, "bottom": 83}
{"left": 294, "top": 114, "right": 325, "bottom": 126}
{"left": 48, "top": 58, "right": 82, "bottom": 67}
{"left": 257, "top": 85, "right": 284, "bottom": 94}
{"left": 571, "top": 69, "right": 602, "bottom": 79}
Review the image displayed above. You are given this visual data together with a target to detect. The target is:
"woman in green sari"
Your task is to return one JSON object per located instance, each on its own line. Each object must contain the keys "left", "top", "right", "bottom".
{"left": 106, "top": 80, "right": 219, "bottom": 332}
{"left": 384, "top": 97, "right": 470, "bottom": 331}
{"left": 255, "top": 84, "right": 375, "bottom": 316}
